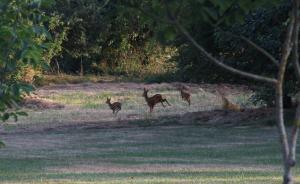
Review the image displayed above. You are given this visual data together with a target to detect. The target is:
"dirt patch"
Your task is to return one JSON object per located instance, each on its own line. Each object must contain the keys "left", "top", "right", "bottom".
{"left": 38, "top": 82, "right": 250, "bottom": 95}
{"left": 21, "top": 95, "right": 64, "bottom": 110}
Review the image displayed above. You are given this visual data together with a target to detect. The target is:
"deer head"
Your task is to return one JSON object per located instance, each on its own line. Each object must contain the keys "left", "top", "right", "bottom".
{"left": 106, "top": 97, "right": 111, "bottom": 104}
{"left": 143, "top": 88, "right": 148, "bottom": 98}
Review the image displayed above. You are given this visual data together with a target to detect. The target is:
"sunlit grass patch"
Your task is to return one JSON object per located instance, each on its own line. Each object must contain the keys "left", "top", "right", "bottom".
{"left": 9, "top": 83, "right": 258, "bottom": 127}
{"left": 35, "top": 74, "right": 120, "bottom": 86}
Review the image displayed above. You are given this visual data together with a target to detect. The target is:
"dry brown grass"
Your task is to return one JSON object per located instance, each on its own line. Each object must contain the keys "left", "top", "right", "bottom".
{"left": 7, "top": 82, "right": 258, "bottom": 133}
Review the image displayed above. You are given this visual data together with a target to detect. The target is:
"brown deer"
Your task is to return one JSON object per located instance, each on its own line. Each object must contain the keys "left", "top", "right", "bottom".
{"left": 106, "top": 97, "right": 122, "bottom": 114}
{"left": 179, "top": 86, "right": 191, "bottom": 106}
{"left": 143, "top": 88, "right": 171, "bottom": 112}
{"left": 216, "top": 90, "right": 242, "bottom": 112}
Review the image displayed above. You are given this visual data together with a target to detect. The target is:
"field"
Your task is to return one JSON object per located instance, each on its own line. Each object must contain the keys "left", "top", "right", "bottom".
{"left": 0, "top": 82, "right": 299, "bottom": 184}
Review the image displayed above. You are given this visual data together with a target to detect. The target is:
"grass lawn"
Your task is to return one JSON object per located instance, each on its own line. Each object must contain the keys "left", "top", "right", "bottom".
{"left": 0, "top": 82, "right": 297, "bottom": 184}
{"left": 14, "top": 82, "right": 253, "bottom": 126}
{"left": 1, "top": 125, "right": 299, "bottom": 184}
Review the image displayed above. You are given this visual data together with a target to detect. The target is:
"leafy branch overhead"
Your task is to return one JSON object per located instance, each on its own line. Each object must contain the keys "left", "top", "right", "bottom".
{"left": 0, "top": 0, "right": 52, "bottom": 121}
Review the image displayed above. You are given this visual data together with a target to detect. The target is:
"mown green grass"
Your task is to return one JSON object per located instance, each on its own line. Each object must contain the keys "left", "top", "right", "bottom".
{"left": 0, "top": 125, "right": 300, "bottom": 184}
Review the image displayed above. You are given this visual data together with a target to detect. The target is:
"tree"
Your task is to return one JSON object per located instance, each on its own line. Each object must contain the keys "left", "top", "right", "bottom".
{"left": 123, "top": 0, "right": 299, "bottom": 183}
{"left": 0, "top": 0, "right": 52, "bottom": 122}
{"left": 48, "top": 0, "right": 173, "bottom": 78}
{"left": 167, "top": 2, "right": 298, "bottom": 183}
{"left": 43, "top": 13, "right": 69, "bottom": 75}
{"left": 51, "top": 0, "right": 112, "bottom": 75}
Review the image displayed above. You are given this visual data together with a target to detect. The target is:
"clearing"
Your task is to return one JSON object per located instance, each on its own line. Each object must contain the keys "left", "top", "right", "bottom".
{"left": 0, "top": 82, "right": 298, "bottom": 184}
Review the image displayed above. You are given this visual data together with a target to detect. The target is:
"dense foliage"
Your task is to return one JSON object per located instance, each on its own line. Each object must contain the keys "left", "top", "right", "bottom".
{"left": 2, "top": 0, "right": 295, "bottom": 110}
{"left": 45, "top": 0, "right": 176, "bottom": 79}
{"left": 120, "top": 0, "right": 297, "bottom": 106}
{"left": 0, "top": 0, "right": 52, "bottom": 121}
{"left": 121, "top": 0, "right": 284, "bottom": 83}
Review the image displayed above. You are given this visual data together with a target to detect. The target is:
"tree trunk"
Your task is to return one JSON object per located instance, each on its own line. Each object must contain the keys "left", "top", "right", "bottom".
{"left": 281, "top": 103, "right": 300, "bottom": 184}
{"left": 80, "top": 57, "right": 84, "bottom": 76}
{"left": 162, "top": 1, "right": 298, "bottom": 183}
{"left": 283, "top": 163, "right": 293, "bottom": 184}
{"left": 55, "top": 59, "right": 60, "bottom": 76}
{"left": 275, "top": 83, "right": 292, "bottom": 184}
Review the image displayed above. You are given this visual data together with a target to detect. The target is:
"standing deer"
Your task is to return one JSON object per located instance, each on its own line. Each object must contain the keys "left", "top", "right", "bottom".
{"left": 179, "top": 86, "right": 191, "bottom": 106}
{"left": 143, "top": 88, "right": 171, "bottom": 113}
{"left": 106, "top": 97, "right": 122, "bottom": 114}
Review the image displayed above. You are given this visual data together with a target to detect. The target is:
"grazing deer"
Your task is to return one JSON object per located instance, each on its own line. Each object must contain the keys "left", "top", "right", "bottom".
{"left": 217, "top": 90, "right": 241, "bottom": 112}
{"left": 106, "top": 97, "right": 122, "bottom": 114}
{"left": 179, "top": 86, "right": 191, "bottom": 106}
{"left": 143, "top": 88, "right": 171, "bottom": 112}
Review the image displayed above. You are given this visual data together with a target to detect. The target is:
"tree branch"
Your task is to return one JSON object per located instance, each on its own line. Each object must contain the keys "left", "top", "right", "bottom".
{"left": 279, "top": 12, "right": 295, "bottom": 78}
{"left": 163, "top": 1, "right": 277, "bottom": 84}
{"left": 214, "top": 1, "right": 238, "bottom": 27}
{"left": 224, "top": 31, "right": 279, "bottom": 67}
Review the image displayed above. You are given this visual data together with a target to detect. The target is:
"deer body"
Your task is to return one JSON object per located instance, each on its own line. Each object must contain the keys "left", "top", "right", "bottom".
{"left": 216, "top": 89, "right": 241, "bottom": 112}
{"left": 180, "top": 88, "right": 191, "bottom": 106}
{"left": 106, "top": 98, "right": 122, "bottom": 114}
{"left": 220, "top": 95, "right": 241, "bottom": 112}
{"left": 143, "top": 88, "right": 170, "bottom": 112}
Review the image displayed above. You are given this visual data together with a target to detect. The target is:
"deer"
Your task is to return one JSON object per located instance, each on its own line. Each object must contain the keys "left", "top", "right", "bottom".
{"left": 216, "top": 90, "right": 242, "bottom": 112}
{"left": 106, "top": 97, "right": 122, "bottom": 114}
{"left": 143, "top": 88, "right": 171, "bottom": 113}
{"left": 179, "top": 86, "right": 191, "bottom": 106}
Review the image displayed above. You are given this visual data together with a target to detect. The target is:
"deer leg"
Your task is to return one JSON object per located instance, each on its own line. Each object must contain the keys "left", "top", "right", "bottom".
{"left": 150, "top": 107, "right": 153, "bottom": 113}
{"left": 188, "top": 99, "right": 191, "bottom": 106}
{"left": 163, "top": 99, "right": 171, "bottom": 106}
{"left": 161, "top": 101, "right": 166, "bottom": 107}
